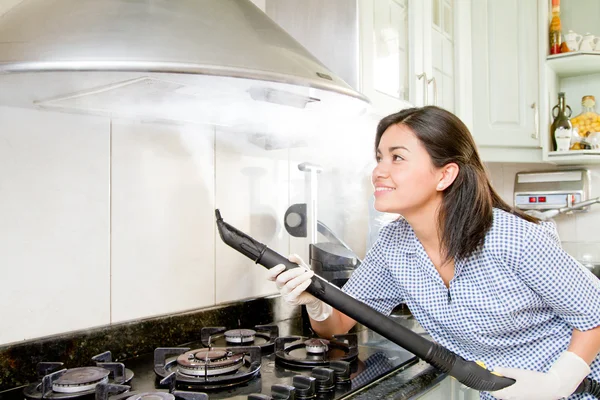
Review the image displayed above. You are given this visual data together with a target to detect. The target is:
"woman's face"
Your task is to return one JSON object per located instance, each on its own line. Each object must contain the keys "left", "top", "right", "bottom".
{"left": 372, "top": 123, "right": 442, "bottom": 216}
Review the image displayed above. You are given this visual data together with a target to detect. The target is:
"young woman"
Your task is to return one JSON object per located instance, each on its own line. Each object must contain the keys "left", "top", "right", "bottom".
{"left": 267, "top": 106, "right": 600, "bottom": 400}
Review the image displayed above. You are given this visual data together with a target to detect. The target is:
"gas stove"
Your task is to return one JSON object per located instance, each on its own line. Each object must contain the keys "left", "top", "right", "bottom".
{"left": 2, "top": 319, "right": 417, "bottom": 400}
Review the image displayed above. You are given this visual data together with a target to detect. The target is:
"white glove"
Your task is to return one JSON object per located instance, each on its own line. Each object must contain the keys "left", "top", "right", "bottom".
{"left": 489, "top": 351, "right": 590, "bottom": 400}
{"left": 266, "top": 254, "right": 333, "bottom": 321}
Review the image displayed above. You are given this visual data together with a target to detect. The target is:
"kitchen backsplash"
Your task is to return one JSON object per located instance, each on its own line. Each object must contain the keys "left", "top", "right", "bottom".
{"left": 0, "top": 105, "right": 376, "bottom": 346}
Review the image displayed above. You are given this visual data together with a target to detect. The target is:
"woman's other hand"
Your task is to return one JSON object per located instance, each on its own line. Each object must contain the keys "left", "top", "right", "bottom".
{"left": 266, "top": 254, "right": 332, "bottom": 321}
{"left": 489, "top": 352, "right": 590, "bottom": 400}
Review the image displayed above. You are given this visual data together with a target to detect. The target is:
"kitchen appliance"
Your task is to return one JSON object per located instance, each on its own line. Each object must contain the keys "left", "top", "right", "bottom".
{"left": 0, "top": 0, "right": 369, "bottom": 137}
{"left": 215, "top": 209, "right": 600, "bottom": 396}
{"left": 287, "top": 163, "right": 361, "bottom": 288}
{"left": 514, "top": 169, "right": 591, "bottom": 212}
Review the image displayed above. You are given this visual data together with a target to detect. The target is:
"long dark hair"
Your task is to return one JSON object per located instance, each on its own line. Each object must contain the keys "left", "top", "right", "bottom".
{"left": 376, "top": 106, "right": 538, "bottom": 262}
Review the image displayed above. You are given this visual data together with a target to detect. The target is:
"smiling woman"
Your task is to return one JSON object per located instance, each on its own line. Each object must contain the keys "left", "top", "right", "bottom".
{"left": 268, "top": 106, "right": 600, "bottom": 400}
{"left": 372, "top": 106, "right": 536, "bottom": 264}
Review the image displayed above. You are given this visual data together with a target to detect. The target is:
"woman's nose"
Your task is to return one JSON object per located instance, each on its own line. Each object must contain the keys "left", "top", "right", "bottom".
{"left": 372, "top": 161, "right": 389, "bottom": 180}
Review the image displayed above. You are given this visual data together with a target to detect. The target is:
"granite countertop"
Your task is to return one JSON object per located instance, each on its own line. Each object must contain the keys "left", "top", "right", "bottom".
{"left": 0, "top": 298, "right": 450, "bottom": 400}
{"left": 344, "top": 360, "right": 446, "bottom": 400}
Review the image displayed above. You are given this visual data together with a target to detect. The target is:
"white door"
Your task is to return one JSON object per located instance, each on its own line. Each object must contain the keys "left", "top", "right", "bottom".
{"left": 471, "top": 0, "right": 540, "bottom": 148}
{"left": 428, "top": 0, "right": 456, "bottom": 112}
{"left": 359, "top": 0, "right": 425, "bottom": 115}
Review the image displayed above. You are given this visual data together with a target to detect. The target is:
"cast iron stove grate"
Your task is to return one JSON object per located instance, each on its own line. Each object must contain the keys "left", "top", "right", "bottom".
{"left": 96, "top": 372, "right": 207, "bottom": 400}
{"left": 23, "top": 351, "right": 134, "bottom": 400}
{"left": 274, "top": 334, "right": 358, "bottom": 369}
{"left": 200, "top": 324, "right": 278, "bottom": 354}
{"left": 153, "top": 346, "right": 261, "bottom": 390}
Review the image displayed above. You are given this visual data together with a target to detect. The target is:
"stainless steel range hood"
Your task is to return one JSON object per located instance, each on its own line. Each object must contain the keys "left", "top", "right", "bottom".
{"left": 0, "top": 0, "right": 369, "bottom": 136}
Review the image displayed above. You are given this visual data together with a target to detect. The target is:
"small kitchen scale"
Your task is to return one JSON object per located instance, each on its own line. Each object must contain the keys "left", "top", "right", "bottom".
{"left": 514, "top": 169, "right": 591, "bottom": 212}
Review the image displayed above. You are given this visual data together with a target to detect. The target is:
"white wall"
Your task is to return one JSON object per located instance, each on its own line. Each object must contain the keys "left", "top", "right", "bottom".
{"left": 0, "top": 106, "right": 376, "bottom": 345}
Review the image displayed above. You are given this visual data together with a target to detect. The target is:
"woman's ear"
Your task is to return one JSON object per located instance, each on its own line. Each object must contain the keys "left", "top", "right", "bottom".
{"left": 436, "top": 163, "right": 459, "bottom": 191}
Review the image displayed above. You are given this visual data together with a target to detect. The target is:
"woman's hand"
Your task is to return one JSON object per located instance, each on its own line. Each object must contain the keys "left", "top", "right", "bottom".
{"left": 266, "top": 254, "right": 332, "bottom": 321}
{"left": 489, "top": 352, "right": 590, "bottom": 400}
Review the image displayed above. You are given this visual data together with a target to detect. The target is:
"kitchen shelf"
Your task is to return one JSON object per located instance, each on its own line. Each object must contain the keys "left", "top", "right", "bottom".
{"left": 547, "top": 149, "right": 600, "bottom": 164}
{"left": 547, "top": 52, "right": 600, "bottom": 78}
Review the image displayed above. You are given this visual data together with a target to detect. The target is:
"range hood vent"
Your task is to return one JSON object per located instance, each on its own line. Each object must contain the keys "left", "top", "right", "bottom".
{"left": 0, "top": 0, "right": 369, "bottom": 135}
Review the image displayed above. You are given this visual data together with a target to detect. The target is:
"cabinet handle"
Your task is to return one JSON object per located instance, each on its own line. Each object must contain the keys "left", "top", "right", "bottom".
{"left": 427, "top": 76, "right": 438, "bottom": 106}
{"left": 417, "top": 72, "right": 428, "bottom": 106}
{"left": 531, "top": 102, "right": 539, "bottom": 139}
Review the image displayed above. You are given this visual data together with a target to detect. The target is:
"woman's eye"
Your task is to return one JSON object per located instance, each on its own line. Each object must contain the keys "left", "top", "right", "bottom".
{"left": 392, "top": 154, "right": 404, "bottom": 161}
{"left": 375, "top": 155, "right": 382, "bottom": 162}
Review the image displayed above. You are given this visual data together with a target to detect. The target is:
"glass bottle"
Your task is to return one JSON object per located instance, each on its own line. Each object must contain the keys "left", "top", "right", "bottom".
{"left": 570, "top": 96, "right": 600, "bottom": 149}
{"left": 550, "top": 92, "right": 572, "bottom": 152}
{"left": 549, "top": 0, "right": 562, "bottom": 55}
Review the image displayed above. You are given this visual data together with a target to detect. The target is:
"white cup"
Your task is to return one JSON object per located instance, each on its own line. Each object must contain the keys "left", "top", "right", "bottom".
{"left": 564, "top": 30, "right": 583, "bottom": 51}
{"left": 580, "top": 33, "right": 599, "bottom": 52}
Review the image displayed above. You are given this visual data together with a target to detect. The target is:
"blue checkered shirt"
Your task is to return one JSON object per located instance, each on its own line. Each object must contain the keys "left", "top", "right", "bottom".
{"left": 343, "top": 208, "right": 600, "bottom": 399}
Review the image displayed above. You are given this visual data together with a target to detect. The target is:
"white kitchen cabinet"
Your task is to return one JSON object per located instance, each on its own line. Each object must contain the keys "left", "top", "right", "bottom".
{"left": 358, "top": 0, "right": 466, "bottom": 119}
{"left": 358, "top": 0, "right": 418, "bottom": 116}
{"left": 471, "top": 0, "right": 541, "bottom": 149}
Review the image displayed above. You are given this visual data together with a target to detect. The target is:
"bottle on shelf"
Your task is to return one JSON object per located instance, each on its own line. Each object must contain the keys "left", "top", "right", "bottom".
{"left": 549, "top": 0, "right": 562, "bottom": 55}
{"left": 550, "top": 92, "right": 572, "bottom": 152}
{"left": 570, "top": 96, "right": 600, "bottom": 150}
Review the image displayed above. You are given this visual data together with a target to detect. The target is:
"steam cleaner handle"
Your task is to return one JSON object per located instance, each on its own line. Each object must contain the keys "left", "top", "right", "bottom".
{"left": 214, "top": 210, "right": 514, "bottom": 392}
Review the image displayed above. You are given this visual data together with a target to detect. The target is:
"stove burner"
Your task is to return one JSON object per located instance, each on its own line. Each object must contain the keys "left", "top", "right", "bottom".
{"left": 275, "top": 334, "right": 359, "bottom": 369}
{"left": 53, "top": 367, "right": 110, "bottom": 393}
{"left": 201, "top": 325, "right": 278, "bottom": 353}
{"left": 96, "top": 373, "right": 208, "bottom": 400}
{"left": 154, "top": 346, "right": 262, "bottom": 389}
{"left": 224, "top": 329, "right": 256, "bottom": 343}
{"left": 22, "top": 351, "right": 134, "bottom": 400}
{"left": 176, "top": 349, "right": 244, "bottom": 376}
{"left": 304, "top": 339, "right": 329, "bottom": 354}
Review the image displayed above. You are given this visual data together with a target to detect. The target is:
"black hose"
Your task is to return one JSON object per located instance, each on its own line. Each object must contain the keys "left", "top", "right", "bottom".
{"left": 215, "top": 210, "right": 599, "bottom": 396}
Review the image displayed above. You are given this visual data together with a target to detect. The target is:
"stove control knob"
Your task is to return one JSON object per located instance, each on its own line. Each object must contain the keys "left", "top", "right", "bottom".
{"left": 329, "top": 360, "right": 351, "bottom": 384}
{"left": 311, "top": 367, "right": 335, "bottom": 392}
{"left": 271, "top": 383, "right": 296, "bottom": 400}
{"left": 292, "top": 375, "right": 316, "bottom": 399}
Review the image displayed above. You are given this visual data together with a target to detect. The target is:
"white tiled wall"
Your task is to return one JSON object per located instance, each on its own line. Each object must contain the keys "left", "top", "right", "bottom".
{"left": 214, "top": 128, "right": 290, "bottom": 303}
{"left": 110, "top": 120, "right": 216, "bottom": 323}
{"left": 0, "top": 107, "right": 110, "bottom": 344}
{"left": 0, "top": 106, "right": 375, "bottom": 345}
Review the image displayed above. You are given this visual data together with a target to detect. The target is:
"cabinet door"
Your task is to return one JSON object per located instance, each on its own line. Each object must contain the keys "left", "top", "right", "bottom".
{"left": 359, "top": 0, "right": 423, "bottom": 116}
{"left": 471, "top": 0, "right": 540, "bottom": 148}
{"left": 429, "top": 0, "right": 456, "bottom": 112}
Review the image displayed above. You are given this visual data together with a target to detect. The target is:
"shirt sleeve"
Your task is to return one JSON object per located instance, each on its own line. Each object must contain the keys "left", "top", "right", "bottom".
{"left": 517, "top": 221, "right": 600, "bottom": 331}
{"left": 342, "top": 224, "right": 404, "bottom": 315}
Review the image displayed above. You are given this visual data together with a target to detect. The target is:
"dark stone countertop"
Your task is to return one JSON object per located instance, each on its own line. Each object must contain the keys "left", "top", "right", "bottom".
{"left": 0, "top": 298, "right": 448, "bottom": 400}
{"left": 342, "top": 361, "right": 446, "bottom": 399}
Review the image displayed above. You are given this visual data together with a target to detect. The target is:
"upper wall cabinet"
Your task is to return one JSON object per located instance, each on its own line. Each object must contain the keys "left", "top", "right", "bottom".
{"left": 358, "top": 0, "right": 462, "bottom": 118}
{"left": 471, "top": 0, "right": 541, "bottom": 149}
{"left": 358, "top": 0, "right": 417, "bottom": 116}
